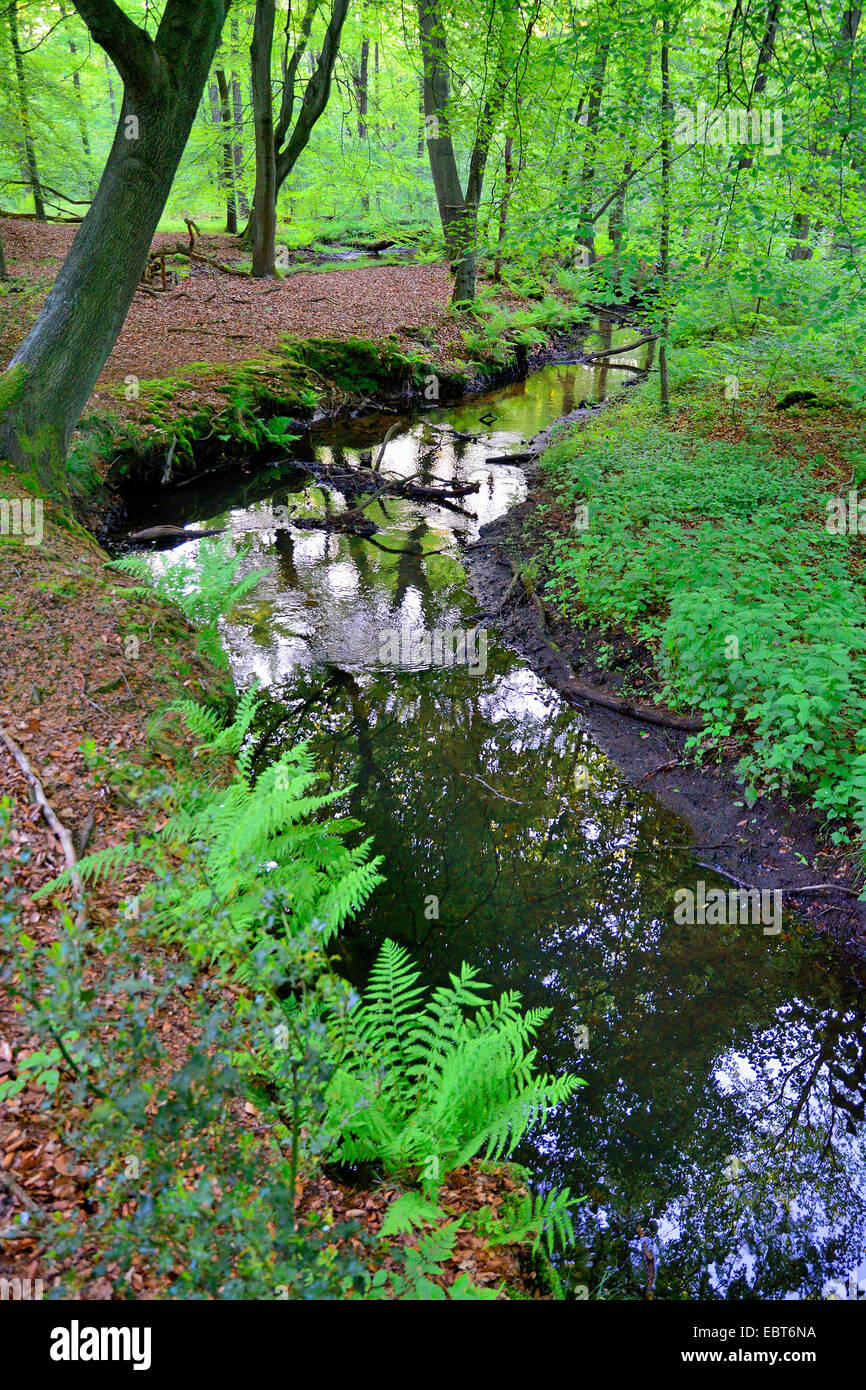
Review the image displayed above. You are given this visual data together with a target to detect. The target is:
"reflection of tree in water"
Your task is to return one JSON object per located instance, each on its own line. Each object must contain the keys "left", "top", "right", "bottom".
{"left": 253, "top": 656, "right": 866, "bottom": 1300}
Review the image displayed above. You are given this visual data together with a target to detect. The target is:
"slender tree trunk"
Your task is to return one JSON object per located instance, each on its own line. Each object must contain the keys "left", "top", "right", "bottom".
{"left": 705, "top": 0, "right": 781, "bottom": 267}
{"left": 786, "top": 6, "right": 861, "bottom": 260}
{"left": 250, "top": 0, "right": 277, "bottom": 276}
{"left": 658, "top": 7, "right": 671, "bottom": 411}
{"left": 8, "top": 1, "right": 45, "bottom": 221}
{"left": 104, "top": 53, "right": 117, "bottom": 119}
{"left": 607, "top": 23, "right": 656, "bottom": 288}
{"left": 61, "top": 5, "right": 96, "bottom": 195}
{"left": 230, "top": 17, "right": 250, "bottom": 217}
{"left": 216, "top": 68, "right": 238, "bottom": 233}
{"left": 355, "top": 36, "right": 370, "bottom": 211}
{"left": 0, "top": 0, "right": 232, "bottom": 498}
{"left": 0, "top": 230, "right": 8, "bottom": 283}
{"left": 493, "top": 133, "right": 514, "bottom": 282}
{"left": 244, "top": 0, "right": 349, "bottom": 250}
{"left": 576, "top": 36, "right": 611, "bottom": 266}
{"left": 417, "top": 0, "right": 516, "bottom": 304}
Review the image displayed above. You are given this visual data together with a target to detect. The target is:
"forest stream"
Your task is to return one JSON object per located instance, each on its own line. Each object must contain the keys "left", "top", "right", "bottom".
{"left": 121, "top": 350, "right": 866, "bottom": 1302}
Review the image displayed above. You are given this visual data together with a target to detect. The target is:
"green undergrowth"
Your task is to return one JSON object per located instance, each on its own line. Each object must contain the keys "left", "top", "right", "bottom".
{"left": 2, "top": 541, "right": 582, "bottom": 1298}
{"left": 535, "top": 379, "right": 866, "bottom": 850}
{"left": 67, "top": 335, "right": 469, "bottom": 484}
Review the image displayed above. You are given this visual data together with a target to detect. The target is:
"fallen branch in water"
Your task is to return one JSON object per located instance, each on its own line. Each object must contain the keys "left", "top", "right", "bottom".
{"left": 692, "top": 861, "right": 862, "bottom": 898}
{"left": 503, "top": 559, "right": 705, "bottom": 731}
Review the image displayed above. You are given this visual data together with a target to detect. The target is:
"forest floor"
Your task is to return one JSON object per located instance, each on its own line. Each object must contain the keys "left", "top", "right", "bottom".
{"left": 0, "top": 216, "right": 538, "bottom": 437}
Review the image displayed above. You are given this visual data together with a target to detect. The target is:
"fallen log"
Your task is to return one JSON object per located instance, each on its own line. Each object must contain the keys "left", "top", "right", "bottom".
{"left": 126, "top": 524, "right": 226, "bottom": 543}
{"left": 403, "top": 480, "right": 480, "bottom": 500}
{"left": 562, "top": 676, "right": 705, "bottom": 731}
{"left": 504, "top": 558, "right": 704, "bottom": 731}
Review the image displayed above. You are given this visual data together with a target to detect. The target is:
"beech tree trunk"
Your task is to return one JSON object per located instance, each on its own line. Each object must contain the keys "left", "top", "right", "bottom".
{"left": 0, "top": 0, "right": 232, "bottom": 499}
{"left": 417, "top": 0, "right": 516, "bottom": 304}
{"left": 8, "top": 0, "right": 46, "bottom": 221}
{"left": 104, "top": 52, "right": 117, "bottom": 118}
{"left": 250, "top": 0, "right": 277, "bottom": 276}
{"left": 576, "top": 36, "right": 611, "bottom": 266}
{"left": 356, "top": 36, "right": 370, "bottom": 211}
{"left": 61, "top": 4, "right": 96, "bottom": 195}
{"left": 230, "top": 17, "right": 250, "bottom": 217}
{"left": 786, "top": 7, "right": 861, "bottom": 261}
{"left": 658, "top": 7, "right": 671, "bottom": 411}
{"left": 245, "top": 0, "right": 350, "bottom": 250}
{"left": 216, "top": 68, "right": 238, "bottom": 233}
{"left": 493, "top": 133, "right": 514, "bottom": 282}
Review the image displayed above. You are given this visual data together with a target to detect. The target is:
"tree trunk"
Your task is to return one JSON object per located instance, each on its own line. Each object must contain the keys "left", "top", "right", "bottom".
{"left": 8, "top": 0, "right": 46, "bottom": 221}
{"left": 245, "top": 0, "right": 350, "bottom": 250}
{"left": 658, "top": 7, "right": 671, "bottom": 412}
{"left": 250, "top": 0, "right": 277, "bottom": 277}
{"left": 356, "top": 38, "right": 369, "bottom": 138}
{"left": 785, "top": 7, "right": 861, "bottom": 261}
{"left": 104, "top": 53, "right": 117, "bottom": 119}
{"left": 493, "top": 133, "right": 514, "bottom": 282}
{"left": 230, "top": 17, "right": 250, "bottom": 217}
{"left": 0, "top": 0, "right": 232, "bottom": 499}
{"left": 355, "top": 35, "right": 370, "bottom": 211}
{"left": 417, "top": 0, "right": 517, "bottom": 304}
{"left": 607, "top": 23, "right": 656, "bottom": 288}
{"left": 61, "top": 5, "right": 96, "bottom": 196}
{"left": 417, "top": 0, "right": 477, "bottom": 299}
{"left": 576, "top": 36, "right": 611, "bottom": 266}
{"left": 216, "top": 68, "right": 238, "bottom": 233}
{"left": 0, "top": 229, "right": 8, "bottom": 283}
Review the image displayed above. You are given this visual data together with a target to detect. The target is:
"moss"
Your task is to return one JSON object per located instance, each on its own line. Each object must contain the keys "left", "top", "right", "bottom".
{"left": 0, "top": 362, "right": 27, "bottom": 413}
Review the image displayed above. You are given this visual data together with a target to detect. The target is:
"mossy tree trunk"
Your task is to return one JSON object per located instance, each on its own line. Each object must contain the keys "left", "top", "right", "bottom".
{"left": 250, "top": 0, "right": 277, "bottom": 276}
{"left": 0, "top": 0, "right": 232, "bottom": 502}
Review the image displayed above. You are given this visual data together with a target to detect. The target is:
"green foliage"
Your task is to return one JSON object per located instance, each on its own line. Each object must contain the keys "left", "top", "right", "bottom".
{"left": 43, "top": 689, "right": 385, "bottom": 979}
{"left": 540, "top": 405, "right": 866, "bottom": 842}
{"left": 325, "top": 938, "right": 583, "bottom": 1175}
{"left": 108, "top": 536, "right": 264, "bottom": 666}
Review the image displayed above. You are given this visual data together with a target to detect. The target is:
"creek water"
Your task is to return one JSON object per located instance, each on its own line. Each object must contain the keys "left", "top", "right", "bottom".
{"left": 129, "top": 347, "right": 866, "bottom": 1301}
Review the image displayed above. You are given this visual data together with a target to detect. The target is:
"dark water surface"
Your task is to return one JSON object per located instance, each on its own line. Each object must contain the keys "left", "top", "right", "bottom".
{"left": 134, "top": 356, "right": 866, "bottom": 1301}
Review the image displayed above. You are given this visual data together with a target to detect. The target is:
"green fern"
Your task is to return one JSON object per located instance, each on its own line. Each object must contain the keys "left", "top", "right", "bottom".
{"left": 483, "top": 1185, "right": 581, "bottom": 1258}
{"left": 108, "top": 537, "right": 264, "bottom": 665}
{"left": 325, "top": 940, "right": 584, "bottom": 1177}
{"left": 34, "top": 838, "right": 137, "bottom": 895}
{"left": 36, "top": 695, "right": 384, "bottom": 980}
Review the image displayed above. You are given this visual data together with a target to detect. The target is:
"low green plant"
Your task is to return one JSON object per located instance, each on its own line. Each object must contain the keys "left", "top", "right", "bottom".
{"left": 108, "top": 535, "right": 264, "bottom": 665}
{"left": 539, "top": 405, "right": 866, "bottom": 843}
{"left": 325, "top": 938, "right": 583, "bottom": 1176}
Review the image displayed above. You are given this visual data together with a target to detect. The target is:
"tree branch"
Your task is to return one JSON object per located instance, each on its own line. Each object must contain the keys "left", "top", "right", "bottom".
{"left": 71, "top": 0, "right": 158, "bottom": 94}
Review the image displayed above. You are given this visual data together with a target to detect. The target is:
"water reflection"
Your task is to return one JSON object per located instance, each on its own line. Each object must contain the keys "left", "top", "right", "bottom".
{"left": 131, "top": 356, "right": 866, "bottom": 1301}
